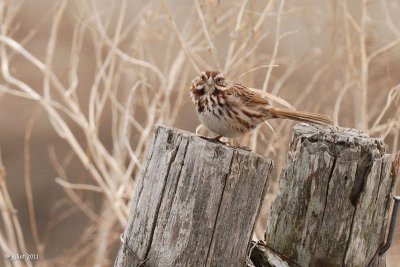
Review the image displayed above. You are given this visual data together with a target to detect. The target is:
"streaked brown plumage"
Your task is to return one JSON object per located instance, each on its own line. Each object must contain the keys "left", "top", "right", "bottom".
{"left": 189, "top": 70, "right": 332, "bottom": 140}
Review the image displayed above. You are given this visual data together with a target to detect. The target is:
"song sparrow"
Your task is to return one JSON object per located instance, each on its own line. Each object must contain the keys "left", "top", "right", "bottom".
{"left": 189, "top": 70, "right": 332, "bottom": 142}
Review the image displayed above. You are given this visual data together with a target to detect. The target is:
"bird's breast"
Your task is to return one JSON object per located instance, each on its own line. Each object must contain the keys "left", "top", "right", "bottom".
{"left": 195, "top": 95, "right": 244, "bottom": 138}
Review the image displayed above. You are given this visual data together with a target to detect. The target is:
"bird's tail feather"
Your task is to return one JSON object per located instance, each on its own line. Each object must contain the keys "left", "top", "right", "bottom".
{"left": 267, "top": 107, "right": 333, "bottom": 125}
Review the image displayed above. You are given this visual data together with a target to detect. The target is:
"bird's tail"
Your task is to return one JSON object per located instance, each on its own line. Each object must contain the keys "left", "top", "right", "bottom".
{"left": 267, "top": 107, "right": 333, "bottom": 125}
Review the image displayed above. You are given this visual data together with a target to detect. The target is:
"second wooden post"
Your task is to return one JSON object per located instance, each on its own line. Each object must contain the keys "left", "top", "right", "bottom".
{"left": 263, "top": 124, "right": 398, "bottom": 267}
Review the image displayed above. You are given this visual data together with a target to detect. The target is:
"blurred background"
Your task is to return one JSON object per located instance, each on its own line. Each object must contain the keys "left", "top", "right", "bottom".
{"left": 0, "top": 0, "right": 399, "bottom": 266}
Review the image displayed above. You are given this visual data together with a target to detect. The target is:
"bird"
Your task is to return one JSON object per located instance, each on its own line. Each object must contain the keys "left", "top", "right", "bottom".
{"left": 189, "top": 70, "right": 333, "bottom": 143}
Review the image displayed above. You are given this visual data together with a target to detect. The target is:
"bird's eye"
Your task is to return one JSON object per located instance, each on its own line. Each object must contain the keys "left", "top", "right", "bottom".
{"left": 201, "top": 75, "right": 207, "bottom": 82}
{"left": 215, "top": 77, "right": 222, "bottom": 83}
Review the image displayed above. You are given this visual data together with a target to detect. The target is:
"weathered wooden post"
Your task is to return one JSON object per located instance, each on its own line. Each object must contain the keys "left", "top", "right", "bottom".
{"left": 114, "top": 125, "right": 273, "bottom": 267}
{"left": 257, "top": 124, "right": 398, "bottom": 267}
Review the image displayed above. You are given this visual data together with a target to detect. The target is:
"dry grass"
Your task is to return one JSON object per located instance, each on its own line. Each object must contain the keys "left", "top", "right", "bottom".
{"left": 0, "top": 0, "right": 399, "bottom": 266}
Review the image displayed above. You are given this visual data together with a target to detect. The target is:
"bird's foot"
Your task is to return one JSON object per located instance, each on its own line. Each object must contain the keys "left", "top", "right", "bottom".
{"left": 198, "top": 135, "right": 252, "bottom": 150}
{"left": 199, "top": 135, "right": 230, "bottom": 146}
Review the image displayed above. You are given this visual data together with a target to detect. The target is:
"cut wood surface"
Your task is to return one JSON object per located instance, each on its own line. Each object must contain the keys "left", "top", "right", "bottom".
{"left": 265, "top": 124, "right": 398, "bottom": 267}
{"left": 114, "top": 124, "right": 273, "bottom": 267}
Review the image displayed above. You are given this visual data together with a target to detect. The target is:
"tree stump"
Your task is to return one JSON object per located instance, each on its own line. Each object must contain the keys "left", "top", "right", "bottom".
{"left": 114, "top": 125, "right": 273, "bottom": 267}
{"left": 264, "top": 124, "right": 398, "bottom": 267}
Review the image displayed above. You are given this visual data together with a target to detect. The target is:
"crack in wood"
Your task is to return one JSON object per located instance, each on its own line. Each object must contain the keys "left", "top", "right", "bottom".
{"left": 350, "top": 151, "right": 373, "bottom": 206}
{"left": 143, "top": 130, "right": 182, "bottom": 260}
{"left": 205, "top": 150, "right": 235, "bottom": 265}
{"left": 317, "top": 156, "right": 337, "bottom": 249}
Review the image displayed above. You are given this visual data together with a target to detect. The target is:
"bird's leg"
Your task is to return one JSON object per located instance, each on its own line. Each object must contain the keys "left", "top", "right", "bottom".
{"left": 230, "top": 134, "right": 252, "bottom": 151}
{"left": 237, "top": 134, "right": 247, "bottom": 146}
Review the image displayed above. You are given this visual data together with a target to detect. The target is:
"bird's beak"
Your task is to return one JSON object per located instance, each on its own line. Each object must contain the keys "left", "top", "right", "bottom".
{"left": 207, "top": 77, "right": 215, "bottom": 86}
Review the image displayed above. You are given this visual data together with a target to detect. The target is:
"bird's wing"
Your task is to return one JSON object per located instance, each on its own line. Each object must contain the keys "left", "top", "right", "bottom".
{"left": 248, "top": 87, "right": 296, "bottom": 110}
{"left": 224, "top": 81, "right": 270, "bottom": 107}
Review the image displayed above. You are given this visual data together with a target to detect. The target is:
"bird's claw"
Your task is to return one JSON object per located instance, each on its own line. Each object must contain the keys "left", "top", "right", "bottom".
{"left": 199, "top": 135, "right": 230, "bottom": 146}
{"left": 198, "top": 136, "right": 252, "bottom": 151}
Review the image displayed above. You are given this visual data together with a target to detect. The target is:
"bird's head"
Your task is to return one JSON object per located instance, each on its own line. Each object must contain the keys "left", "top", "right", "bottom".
{"left": 191, "top": 70, "right": 227, "bottom": 95}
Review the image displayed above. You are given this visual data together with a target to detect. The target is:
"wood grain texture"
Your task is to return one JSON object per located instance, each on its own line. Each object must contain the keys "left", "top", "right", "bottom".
{"left": 114, "top": 124, "right": 273, "bottom": 267}
{"left": 265, "top": 124, "right": 398, "bottom": 267}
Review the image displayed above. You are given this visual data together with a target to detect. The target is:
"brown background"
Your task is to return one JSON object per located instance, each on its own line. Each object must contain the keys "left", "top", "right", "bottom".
{"left": 1, "top": 0, "right": 399, "bottom": 266}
